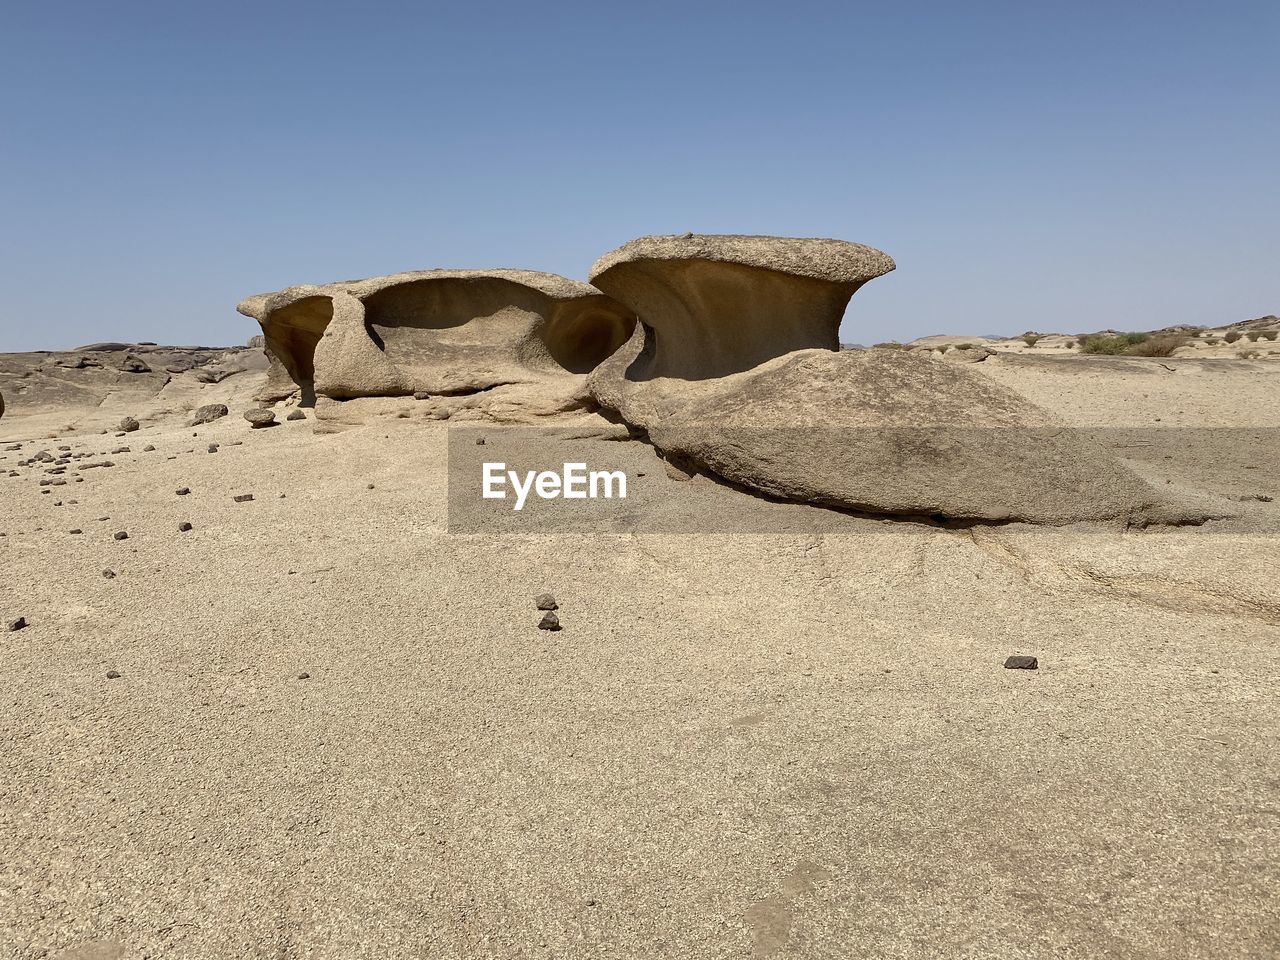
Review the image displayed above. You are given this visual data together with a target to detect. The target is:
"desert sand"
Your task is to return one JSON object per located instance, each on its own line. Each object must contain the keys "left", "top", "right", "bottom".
{"left": 2, "top": 328, "right": 1278, "bottom": 960}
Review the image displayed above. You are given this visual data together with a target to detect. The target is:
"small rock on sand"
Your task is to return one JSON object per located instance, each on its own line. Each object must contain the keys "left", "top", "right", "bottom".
{"left": 286, "top": 410, "right": 307, "bottom": 421}
{"left": 538, "top": 611, "right": 562, "bottom": 631}
{"left": 106, "top": 670, "right": 121, "bottom": 679}
{"left": 102, "top": 569, "right": 116, "bottom": 579}
{"left": 176, "top": 487, "right": 190, "bottom": 495}
{"left": 535, "top": 593, "right": 558, "bottom": 611}
{"left": 190, "top": 403, "right": 229, "bottom": 425}
{"left": 113, "top": 531, "right": 128, "bottom": 541}
{"left": 7, "top": 617, "right": 27, "bottom": 632}
{"left": 244, "top": 408, "right": 276, "bottom": 428}
{"left": 234, "top": 493, "right": 254, "bottom": 503}
{"left": 178, "top": 521, "right": 193, "bottom": 532}
{"left": 120, "top": 416, "right": 140, "bottom": 432}
{"left": 1004, "top": 655, "right": 1038, "bottom": 670}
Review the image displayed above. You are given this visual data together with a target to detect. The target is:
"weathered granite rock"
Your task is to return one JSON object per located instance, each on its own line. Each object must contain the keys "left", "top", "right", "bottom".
{"left": 237, "top": 270, "right": 636, "bottom": 405}
{"left": 190, "top": 403, "right": 229, "bottom": 425}
{"left": 589, "top": 234, "right": 895, "bottom": 380}
{"left": 587, "top": 235, "right": 1209, "bottom": 526}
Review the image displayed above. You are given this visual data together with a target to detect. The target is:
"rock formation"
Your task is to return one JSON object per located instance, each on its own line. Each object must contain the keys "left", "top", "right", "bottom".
{"left": 589, "top": 234, "right": 895, "bottom": 379}
{"left": 588, "top": 234, "right": 1207, "bottom": 525}
{"left": 237, "top": 270, "right": 636, "bottom": 406}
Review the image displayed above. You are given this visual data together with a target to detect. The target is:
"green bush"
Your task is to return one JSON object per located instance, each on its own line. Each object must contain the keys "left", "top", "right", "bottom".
{"left": 1079, "top": 335, "right": 1129, "bottom": 355}
{"left": 1224, "top": 331, "right": 1243, "bottom": 343}
{"left": 1064, "top": 339, "right": 1076, "bottom": 348}
{"left": 873, "top": 341, "right": 904, "bottom": 349}
{"left": 1263, "top": 330, "right": 1279, "bottom": 341}
{"left": 1247, "top": 331, "right": 1262, "bottom": 341}
{"left": 1021, "top": 333, "right": 1042, "bottom": 347}
{"left": 1122, "top": 332, "right": 1150, "bottom": 345}
{"left": 936, "top": 343, "right": 951, "bottom": 353}
{"left": 1125, "top": 333, "right": 1190, "bottom": 357}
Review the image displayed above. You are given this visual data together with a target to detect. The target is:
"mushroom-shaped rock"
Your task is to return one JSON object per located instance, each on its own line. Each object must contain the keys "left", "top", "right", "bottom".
{"left": 585, "top": 234, "right": 1214, "bottom": 526}
{"left": 236, "top": 270, "right": 637, "bottom": 405}
{"left": 244, "top": 408, "right": 276, "bottom": 428}
{"left": 588, "top": 234, "right": 894, "bottom": 380}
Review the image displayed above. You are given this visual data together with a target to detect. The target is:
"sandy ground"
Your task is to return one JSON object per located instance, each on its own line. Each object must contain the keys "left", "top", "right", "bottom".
{"left": 1, "top": 353, "right": 1278, "bottom": 959}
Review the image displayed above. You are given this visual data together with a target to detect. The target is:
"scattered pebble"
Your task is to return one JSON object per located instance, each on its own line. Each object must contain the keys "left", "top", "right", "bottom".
{"left": 178, "top": 521, "right": 193, "bottom": 532}
{"left": 113, "top": 531, "right": 129, "bottom": 541}
{"left": 367, "top": 483, "right": 375, "bottom": 490}
{"left": 208, "top": 443, "right": 219, "bottom": 453}
{"left": 475, "top": 437, "right": 486, "bottom": 446}
{"left": 297, "top": 672, "right": 311, "bottom": 680}
{"left": 538, "top": 611, "right": 562, "bottom": 632}
{"left": 106, "top": 670, "right": 122, "bottom": 679}
{"left": 7, "top": 617, "right": 27, "bottom": 632}
{"left": 143, "top": 444, "right": 156, "bottom": 452}
{"left": 286, "top": 410, "right": 306, "bottom": 421}
{"left": 102, "top": 569, "right": 116, "bottom": 579}
{"left": 1004, "top": 655, "right": 1038, "bottom": 670}
{"left": 244, "top": 408, "right": 276, "bottom": 428}
{"left": 535, "top": 593, "right": 558, "bottom": 611}
{"left": 120, "top": 416, "right": 140, "bottom": 432}
{"left": 234, "top": 493, "right": 254, "bottom": 503}
{"left": 69, "top": 528, "right": 82, "bottom": 535}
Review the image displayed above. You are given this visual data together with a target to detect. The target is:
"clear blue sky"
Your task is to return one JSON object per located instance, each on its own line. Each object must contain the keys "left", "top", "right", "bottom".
{"left": 1, "top": 1, "right": 1276, "bottom": 351}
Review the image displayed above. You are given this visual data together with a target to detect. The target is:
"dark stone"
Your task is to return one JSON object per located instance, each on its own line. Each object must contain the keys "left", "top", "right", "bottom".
{"left": 102, "top": 569, "right": 116, "bottom": 579}
{"left": 190, "top": 403, "right": 229, "bottom": 425}
{"left": 244, "top": 408, "right": 276, "bottom": 428}
{"left": 413, "top": 391, "right": 431, "bottom": 400}
{"left": 120, "top": 416, "right": 140, "bottom": 432}
{"left": 119, "top": 355, "right": 151, "bottom": 373}
{"left": 234, "top": 493, "right": 254, "bottom": 503}
{"left": 475, "top": 437, "right": 486, "bottom": 446}
{"left": 1004, "top": 655, "right": 1038, "bottom": 670}
{"left": 7, "top": 617, "right": 27, "bottom": 632}
{"left": 178, "top": 522, "right": 193, "bottom": 532}
{"left": 176, "top": 487, "right": 190, "bottom": 496}
{"left": 69, "top": 528, "right": 82, "bottom": 534}
{"left": 106, "top": 670, "right": 122, "bottom": 679}
{"left": 538, "top": 611, "right": 562, "bottom": 631}
{"left": 286, "top": 410, "right": 306, "bottom": 421}
{"left": 535, "top": 593, "right": 558, "bottom": 611}
{"left": 297, "top": 672, "right": 311, "bottom": 680}
{"left": 113, "top": 531, "right": 128, "bottom": 541}
{"left": 207, "top": 444, "right": 219, "bottom": 453}
{"left": 143, "top": 445, "right": 156, "bottom": 452}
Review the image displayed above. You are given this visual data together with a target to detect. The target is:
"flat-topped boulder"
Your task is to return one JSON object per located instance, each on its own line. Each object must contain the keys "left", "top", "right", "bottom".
{"left": 237, "top": 269, "right": 636, "bottom": 405}
{"left": 597, "top": 344, "right": 1214, "bottom": 525}
{"left": 588, "top": 234, "right": 895, "bottom": 380}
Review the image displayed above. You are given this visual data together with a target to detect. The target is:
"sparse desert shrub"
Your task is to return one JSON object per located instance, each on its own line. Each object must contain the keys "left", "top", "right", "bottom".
{"left": 1206, "top": 338, "right": 1221, "bottom": 345}
{"left": 1125, "top": 333, "right": 1190, "bottom": 357}
{"left": 1021, "top": 333, "right": 1042, "bottom": 347}
{"left": 1079, "top": 335, "right": 1129, "bottom": 355}
{"left": 955, "top": 343, "right": 975, "bottom": 350}
{"left": 1122, "top": 332, "right": 1150, "bottom": 345}
{"left": 1262, "top": 330, "right": 1278, "bottom": 341}
{"left": 1224, "top": 331, "right": 1243, "bottom": 343}
{"left": 1241, "top": 350, "right": 1262, "bottom": 359}
{"left": 1247, "top": 331, "right": 1262, "bottom": 341}
{"left": 936, "top": 344, "right": 951, "bottom": 353}
{"left": 873, "top": 341, "right": 904, "bottom": 349}
{"left": 1064, "top": 339, "right": 1076, "bottom": 348}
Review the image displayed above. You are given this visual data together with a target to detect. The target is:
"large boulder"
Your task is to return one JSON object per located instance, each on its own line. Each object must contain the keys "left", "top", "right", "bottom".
{"left": 237, "top": 270, "right": 637, "bottom": 406}
{"left": 589, "top": 234, "right": 895, "bottom": 379}
{"left": 588, "top": 234, "right": 1208, "bottom": 526}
